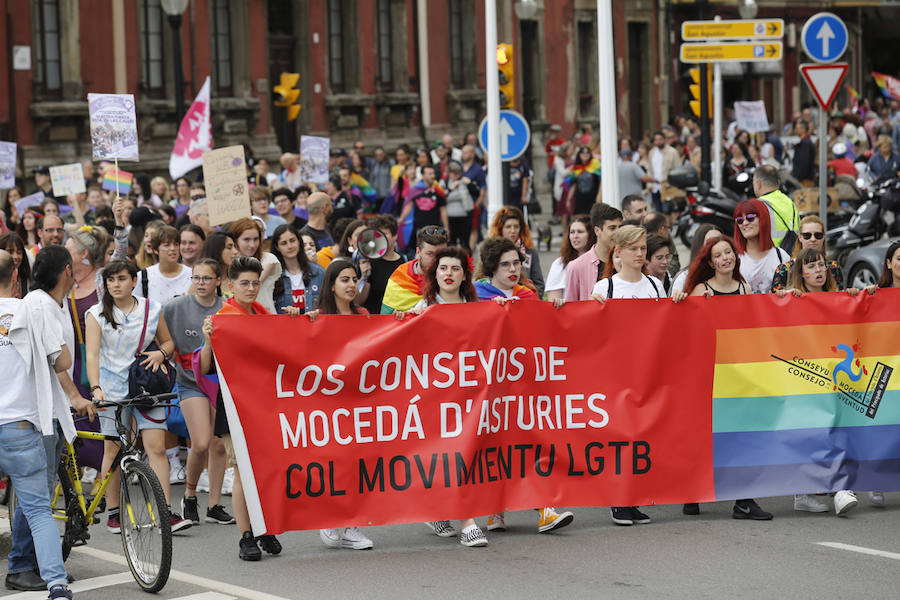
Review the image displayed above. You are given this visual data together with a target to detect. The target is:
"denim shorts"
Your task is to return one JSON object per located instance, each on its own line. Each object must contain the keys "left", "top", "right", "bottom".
{"left": 99, "top": 404, "right": 168, "bottom": 437}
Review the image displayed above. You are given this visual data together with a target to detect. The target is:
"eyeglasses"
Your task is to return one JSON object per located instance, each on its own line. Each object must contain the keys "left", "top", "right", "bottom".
{"left": 735, "top": 214, "right": 757, "bottom": 225}
{"left": 420, "top": 226, "right": 447, "bottom": 237}
{"left": 804, "top": 261, "right": 828, "bottom": 272}
{"left": 800, "top": 231, "right": 825, "bottom": 240}
{"left": 235, "top": 280, "right": 261, "bottom": 289}
{"left": 499, "top": 260, "right": 521, "bottom": 270}
{"left": 191, "top": 276, "right": 216, "bottom": 283}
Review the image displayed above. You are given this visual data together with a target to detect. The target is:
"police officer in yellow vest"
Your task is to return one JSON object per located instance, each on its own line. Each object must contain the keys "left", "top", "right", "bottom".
{"left": 753, "top": 165, "right": 800, "bottom": 250}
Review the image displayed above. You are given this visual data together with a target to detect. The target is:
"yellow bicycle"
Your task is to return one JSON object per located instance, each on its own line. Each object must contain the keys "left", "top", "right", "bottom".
{"left": 8, "top": 392, "right": 177, "bottom": 593}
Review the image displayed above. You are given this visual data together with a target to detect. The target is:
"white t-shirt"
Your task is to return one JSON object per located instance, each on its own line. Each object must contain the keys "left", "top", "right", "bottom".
{"left": 135, "top": 263, "right": 192, "bottom": 306}
{"left": 0, "top": 297, "right": 38, "bottom": 427}
{"left": 739, "top": 247, "right": 788, "bottom": 294}
{"left": 650, "top": 147, "right": 664, "bottom": 193}
{"left": 592, "top": 274, "right": 665, "bottom": 300}
{"left": 287, "top": 270, "right": 306, "bottom": 311}
{"left": 545, "top": 257, "right": 567, "bottom": 293}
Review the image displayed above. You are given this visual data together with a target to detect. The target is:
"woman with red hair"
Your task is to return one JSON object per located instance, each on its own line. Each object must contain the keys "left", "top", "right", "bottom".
{"left": 673, "top": 235, "right": 748, "bottom": 302}
{"left": 732, "top": 198, "right": 788, "bottom": 294}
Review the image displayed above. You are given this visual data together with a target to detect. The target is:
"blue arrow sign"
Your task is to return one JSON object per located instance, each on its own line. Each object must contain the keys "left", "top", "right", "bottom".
{"left": 801, "top": 13, "right": 848, "bottom": 64}
{"left": 478, "top": 110, "right": 531, "bottom": 162}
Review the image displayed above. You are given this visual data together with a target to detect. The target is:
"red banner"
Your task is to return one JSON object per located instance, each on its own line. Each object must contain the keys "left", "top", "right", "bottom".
{"left": 211, "top": 291, "right": 900, "bottom": 535}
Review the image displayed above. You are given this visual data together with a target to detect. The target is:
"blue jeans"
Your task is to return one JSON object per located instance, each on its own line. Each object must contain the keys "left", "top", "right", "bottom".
{"left": 0, "top": 421, "right": 68, "bottom": 589}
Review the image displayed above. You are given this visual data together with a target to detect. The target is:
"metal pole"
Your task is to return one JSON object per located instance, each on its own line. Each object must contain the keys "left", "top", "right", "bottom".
{"left": 169, "top": 14, "right": 186, "bottom": 128}
{"left": 416, "top": 0, "right": 431, "bottom": 129}
{"left": 699, "top": 63, "right": 711, "bottom": 183}
{"left": 818, "top": 107, "right": 828, "bottom": 225}
{"left": 712, "top": 63, "right": 722, "bottom": 190}
{"left": 596, "top": 0, "right": 619, "bottom": 207}
{"left": 485, "top": 0, "right": 503, "bottom": 226}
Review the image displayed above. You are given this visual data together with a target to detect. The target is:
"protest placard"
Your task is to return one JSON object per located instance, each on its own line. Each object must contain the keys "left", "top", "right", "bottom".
{"left": 49, "top": 163, "right": 86, "bottom": 197}
{"left": 88, "top": 93, "right": 139, "bottom": 161}
{"left": 0, "top": 142, "right": 16, "bottom": 189}
{"left": 101, "top": 168, "right": 133, "bottom": 195}
{"left": 734, "top": 100, "right": 770, "bottom": 134}
{"left": 15, "top": 192, "right": 44, "bottom": 215}
{"left": 300, "top": 136, "right": 330, "bottom": 184}
{"left": 203, "top": 145, "right": 250, "bottom": 226}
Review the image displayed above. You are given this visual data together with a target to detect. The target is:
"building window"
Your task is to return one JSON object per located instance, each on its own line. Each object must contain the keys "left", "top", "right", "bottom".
{"left": 577, "top": 18, "right": 597, "bottom": 118}
{"left": 448, "top": 0, "right": 476, "bottom": 88}
{"left": 139, "top": 0, "right": 165, "bottom": 99}
{"left": 376, "top": 0, "right": 392, "bottom": 89}
{"left": 211, "top": 0, "right": 232, "bottom": 95}
{"left": 32, "top": 0, "right": 62, "bottom": 98}
{"left": 327, "top": 0, "right": 345, "bottom": 92}
{"left": 448, "top": 0, "right": 463, "bottom": 87}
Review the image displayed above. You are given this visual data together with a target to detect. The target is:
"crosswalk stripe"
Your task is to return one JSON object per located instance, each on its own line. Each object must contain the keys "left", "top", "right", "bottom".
{"left": 817, "top": 541, "right": 900, "bottom": 561}
{"left": 72, "top": 546, "right": 292, "bottom": 600}
{"left": 170, "top": 593, "right": 238, "bottom": 600}
{"left": 3, "top": 572, "right": 134, "bottom": 599}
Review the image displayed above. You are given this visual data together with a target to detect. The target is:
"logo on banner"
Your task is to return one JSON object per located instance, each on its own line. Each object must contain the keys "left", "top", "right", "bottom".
{"left": 772, "top": 342, "right": 894, "bottom": 419}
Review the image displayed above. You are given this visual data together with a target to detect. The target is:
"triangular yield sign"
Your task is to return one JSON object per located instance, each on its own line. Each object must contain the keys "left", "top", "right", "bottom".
{"left": 800, "top": 63, "right": 849, "bottom": 111}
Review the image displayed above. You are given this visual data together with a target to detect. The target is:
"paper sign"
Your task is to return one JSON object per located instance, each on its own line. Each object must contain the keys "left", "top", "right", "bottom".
{"left": 88, "top": 93, "right": 139, "bottom": 161}
{"left": 101, "top": 168, "right": 133, "bottom": 194}
{"left": 202, "top": 145, "right": 251, "bottom": 227}
{"left": 299, "top": 136, "right": 330, "bottom": 184}
{"left": 734, "top": 100, "right": 770, "bottom": 134}
{"left": 49, "top": 163, "right": 86, "bottom": 197}
{"left": 0, "top": 142, "right": 16, "bottom": 189}
{"left": 15, "top": 192, "right": 44, "bottom": 216}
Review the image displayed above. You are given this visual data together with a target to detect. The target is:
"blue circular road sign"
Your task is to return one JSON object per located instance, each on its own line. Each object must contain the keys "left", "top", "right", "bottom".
{"left": 478, "top": 110, "right": 531, "bottom": 161}
{"left": 801, "top": 12, "right": 848, "bottom": 64}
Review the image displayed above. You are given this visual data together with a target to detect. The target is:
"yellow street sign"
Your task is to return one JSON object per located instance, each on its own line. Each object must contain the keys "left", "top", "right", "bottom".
{"left": 680, "top": 42, "right": 783, "bottom": 63}
{"left": 682, "top": 19, "right": 784, "bottom": 41}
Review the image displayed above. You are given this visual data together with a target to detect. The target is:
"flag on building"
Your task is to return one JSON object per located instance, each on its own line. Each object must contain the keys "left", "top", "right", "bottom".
{"left": 169, "top": 76, "right": 212, "bottom": 180}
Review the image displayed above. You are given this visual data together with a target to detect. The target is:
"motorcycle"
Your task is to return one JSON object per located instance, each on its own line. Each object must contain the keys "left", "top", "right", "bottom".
{"left": 669, "top": 166, "right": 741, "bottom": 248}
{"left": 834, "top": 176, "right": 900, "bottom": 264}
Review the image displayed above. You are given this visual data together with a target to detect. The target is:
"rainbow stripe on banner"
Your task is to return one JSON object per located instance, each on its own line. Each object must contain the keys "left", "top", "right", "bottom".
{"left": 712, "top": 322, "right": 900, "bottom": 500}
{"left": 101, "top": 168, "right": 133, "bottom": 194}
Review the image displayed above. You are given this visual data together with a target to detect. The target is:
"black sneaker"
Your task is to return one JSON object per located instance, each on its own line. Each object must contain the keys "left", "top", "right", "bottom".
{"left": 683, "top": 503, "right": 700, "bottom": 515}
{"left": 610, "top": 506, "right": 634, "bottom": 526}
{"left": 239, "top": 531, "right": 262, "bottom": 561}
{"left": 48, "top": 585, "right": 73, "bottom": 600}
{"left": 732, "top": 499, "right": 773, "bottom": 520}
{"left": 629, "top": 507, "right": 651, "bottom": 524}
{"left": 256, "top": 534, "right": 282, "bottom": 555}
{"left": 181, "top": 496, "right": 200, "bottom": 525}
{"left": 206, "top": 504, "right": 235, "bottom": 524}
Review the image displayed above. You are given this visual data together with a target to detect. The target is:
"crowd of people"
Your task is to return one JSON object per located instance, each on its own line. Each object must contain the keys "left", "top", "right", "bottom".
{"left": 2, "top": 108, "right": 900, "bottom": 597}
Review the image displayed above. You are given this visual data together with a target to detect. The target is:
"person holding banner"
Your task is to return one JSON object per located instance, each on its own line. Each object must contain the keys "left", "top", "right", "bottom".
{"left": 489, "top": 206, "right": 544, "bottom": 297}
{"left": 733, "top": 199, "right": 788, "bottom": 295}
{"left": 876, "top": 241, "right": 900, "bottom": 290}
{"left": 229, "top": 218, "right": 281, "bottom": 314}
{"left": 380, "top": 227, "right": 449, "bottom": 313}
{"left": 200, "top": 256, "right": 284, "bottom": 561}
{"left": 771, "top": 216, "right": 843, "bottom": 292}
{"left": 472, "top": 237, "right": 573, "bottom": 533}
{"left": 271, "top": 224, "right": 325, "bottom": 315}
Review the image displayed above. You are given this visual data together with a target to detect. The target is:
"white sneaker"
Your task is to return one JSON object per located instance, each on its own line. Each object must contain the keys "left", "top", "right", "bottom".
{"left": 81, "top": 467, "right": 97, "bottom": 485}
{"left": 793, "top": 494, "right": 828, "bottom": 513}
{"left": 169, "top": 461, "right": 186, "bottom": 485}
{"left": 869, "top": 491, "right": 885, "bottom": 507}
{"left": 834, "top": 490, "right": 858, "bottom": 516}
{"left": 221, "top": 467, "right": 234, "bottom": 496}
{"left": 340, "top": 526, "right": 373, "bottom": 550}
{"left": 319, "top": 528, "right": 342, "bottom": 548}
{"left": 196, "top": 469, "right": 210, "bottom": 493}
{"left": 459, "top": 525, "right": 488, "bottom": 547}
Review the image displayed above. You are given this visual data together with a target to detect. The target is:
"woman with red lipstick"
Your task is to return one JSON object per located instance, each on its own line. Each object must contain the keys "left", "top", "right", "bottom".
{"left": 673, "top": 235, "right": 747, "bottom": 302}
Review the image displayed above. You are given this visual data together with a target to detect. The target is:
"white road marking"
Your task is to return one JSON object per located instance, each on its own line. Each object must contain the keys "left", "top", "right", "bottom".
{"left": 73, "top": 545, "right": 292, "bottom": 600}
{"left": 3, "top": 572, "right": 134, "bottom": 598}
{"left": 817, "top": 542, "right": 900, "bottom": 561}
{"left": 171, "top": 593, "right": 238, "bottom": 600}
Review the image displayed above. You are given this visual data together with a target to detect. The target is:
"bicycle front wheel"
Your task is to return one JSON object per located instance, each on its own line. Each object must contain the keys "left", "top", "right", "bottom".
{"left": 119, "top": 460, "right": 172, "bottom": 592}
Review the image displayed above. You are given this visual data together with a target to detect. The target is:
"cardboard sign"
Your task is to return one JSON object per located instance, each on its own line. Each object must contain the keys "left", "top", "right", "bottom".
{"left": 88, "top": 93, "right": 139, "bottom": 161}
{"left": 299, "top": 136, "right": 330, "bottom": 184}
{"left": 49, "top": 163, "right": 86, "bottom": 197}
{"left": 202, "top": 145, "right": 251, "bottom": 226}
{"left": 0, "top": 142, "right": 16, "bottom": 189}
{"left": 734, "top": 100, "right": 770, "bottom": 134}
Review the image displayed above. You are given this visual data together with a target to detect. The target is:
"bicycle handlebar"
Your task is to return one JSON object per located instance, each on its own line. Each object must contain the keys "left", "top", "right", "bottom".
{"left": 93, "top": 392, "right": 178, "bottom": 410}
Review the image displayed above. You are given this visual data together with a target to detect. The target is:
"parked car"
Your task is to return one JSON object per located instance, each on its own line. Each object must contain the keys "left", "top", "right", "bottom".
{"left": 843, "top": 236, "right": 898, "bottom": 289}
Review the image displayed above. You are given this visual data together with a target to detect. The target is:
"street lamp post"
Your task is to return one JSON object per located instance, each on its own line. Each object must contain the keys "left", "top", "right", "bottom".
{"left": 161, "top": 0, "right": 190, "bottom": 127}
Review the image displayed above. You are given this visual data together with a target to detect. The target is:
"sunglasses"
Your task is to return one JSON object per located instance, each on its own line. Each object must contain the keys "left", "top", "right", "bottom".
{"left": 735, "top": 213, "right": 757, "bottom": 225}
{"left": 420, "top": 226, "right": 447, "bottom": 236}
{"left": 800, "top": 231, "right": 825, "bottom": 240}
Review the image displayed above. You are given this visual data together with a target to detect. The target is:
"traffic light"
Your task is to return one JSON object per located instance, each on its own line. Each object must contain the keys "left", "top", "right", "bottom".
{"left": 497, "top": 43, "right": 515, "bottom": 109}
{"left": 688, "top": 67, "right": 712, "bottom": 118}
{"left": 273, "top": 72, "right": 301, "bottom": 121}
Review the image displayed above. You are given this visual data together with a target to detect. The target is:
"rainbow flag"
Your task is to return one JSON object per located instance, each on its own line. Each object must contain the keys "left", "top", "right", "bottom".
{"left": 101, "top": 168, "right": 133, "bottom": 194}
{"left": 712, "top": 322, "right": 899, "bottom": 500}
{"left": 348, "top": 172, "right": 377, "bottom": 214}
{"left": 380, "top": 260, "right": 423, "bottom": 314}
{"left": 846, "top": 83, "right": 859, "bottom": 112}
{"left": 563, "top": 158, "right": 602, "bottom": 186}
{"left": 873, "top": 72, "right": 900, "bottom": 101}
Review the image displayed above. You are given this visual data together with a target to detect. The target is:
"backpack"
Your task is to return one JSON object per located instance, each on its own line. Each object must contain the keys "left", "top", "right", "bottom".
{"left": 606, "top": 275, "right": 661, "bottom": 299}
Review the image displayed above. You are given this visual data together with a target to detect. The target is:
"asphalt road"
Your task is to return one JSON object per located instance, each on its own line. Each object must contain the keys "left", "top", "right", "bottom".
{"left": 4, "top": 489, "right": 900, "bottom": 600}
